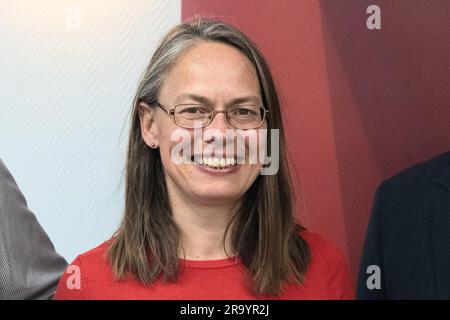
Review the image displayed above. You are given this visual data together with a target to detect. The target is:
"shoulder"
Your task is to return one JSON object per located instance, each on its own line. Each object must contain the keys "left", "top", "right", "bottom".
{"left": 0, "top": 158, "right": 11, "bottom": 183}
{"left": 0, "top": 159, "right": 24, "bottom": 211}
{"left": 373, "top": 151, "right": 450, "bottom": 225}
{"left": 76, "top": 240, "right": 111, "bottom": 264}
{"left": 71, "top": 240, "right": 113, "bottom": 278}
{"left": 54, "top": 240, "right": 113, "bottom": 300}
{"left": 300, "top": 230, "right": 347, "bottom": 266}
{"left": 299, "top": 230, "right": 355, "bottom": 299}
{"left": 381, "top": 151, "right": 450, "bottom": 193}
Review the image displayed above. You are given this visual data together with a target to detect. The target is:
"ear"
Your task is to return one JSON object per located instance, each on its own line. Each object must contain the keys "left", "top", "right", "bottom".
{"left": 138, "top": 101, "right": 159, "bottom": 148}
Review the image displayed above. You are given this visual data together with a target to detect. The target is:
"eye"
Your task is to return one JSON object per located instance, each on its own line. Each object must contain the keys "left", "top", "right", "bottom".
{"left": 177, "top": 105, "right": 210, "bottom": 114}
{"left": 185, "top": 107, "right": 200, "bottom": 114}
{"left": 237, "top": 108, "right": 250, "bottom": 115}
{"left": 231, "top": 106, "right": 259, "bottom": 117}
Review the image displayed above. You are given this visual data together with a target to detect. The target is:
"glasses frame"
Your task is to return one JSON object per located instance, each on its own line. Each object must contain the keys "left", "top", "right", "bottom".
{"left": 151, "top": 100, "right": 270, "bottom": 129}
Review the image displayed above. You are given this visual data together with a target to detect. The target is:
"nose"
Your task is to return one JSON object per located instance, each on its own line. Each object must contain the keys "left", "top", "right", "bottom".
{"left": 207, "top": 110, "right": 232, "bottom": 132}
{"left": 202, "top": 110, "right": 234, "bottom": 147}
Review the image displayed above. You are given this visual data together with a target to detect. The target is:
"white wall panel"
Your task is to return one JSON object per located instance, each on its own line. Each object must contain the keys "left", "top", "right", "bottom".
{"left": 0, "top": 0, "right": 181, "bottom": 262}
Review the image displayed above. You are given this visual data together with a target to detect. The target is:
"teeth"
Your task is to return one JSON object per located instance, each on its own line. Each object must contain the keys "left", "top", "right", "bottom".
{"left": 226, "top": 158, "right": 236, "bottom": 166}
{"left": 197, "top": 157, "right": 237, "bottom": 169}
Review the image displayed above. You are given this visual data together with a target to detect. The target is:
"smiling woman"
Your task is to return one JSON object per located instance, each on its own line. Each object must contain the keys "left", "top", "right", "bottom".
{"left": 54, "top": 16, "right": 354, "bottom": 300}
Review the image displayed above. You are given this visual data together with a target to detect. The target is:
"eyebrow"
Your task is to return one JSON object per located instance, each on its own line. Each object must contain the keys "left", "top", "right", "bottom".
{"left": 173, "top": 93, "right": 262, "bottom": 106}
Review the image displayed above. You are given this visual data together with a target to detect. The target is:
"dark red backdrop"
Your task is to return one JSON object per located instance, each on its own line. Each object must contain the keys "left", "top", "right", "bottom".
{"left": 182, "top": 0, "right": 450, "bottom": 281}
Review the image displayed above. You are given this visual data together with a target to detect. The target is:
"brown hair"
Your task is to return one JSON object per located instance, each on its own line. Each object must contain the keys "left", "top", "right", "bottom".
{"left": 107, "top": 16, "right": 310, "bottom": 297}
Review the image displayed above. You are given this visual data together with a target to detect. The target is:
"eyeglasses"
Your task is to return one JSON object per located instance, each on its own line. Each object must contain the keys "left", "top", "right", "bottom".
{"left": 151, "top": 100, "right": 269, "bottom": 129}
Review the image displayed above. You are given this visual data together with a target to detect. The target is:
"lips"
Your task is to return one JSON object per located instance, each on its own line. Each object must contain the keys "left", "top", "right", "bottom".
{"left": 192, "top": 156, "right": 237, "bottom": 170}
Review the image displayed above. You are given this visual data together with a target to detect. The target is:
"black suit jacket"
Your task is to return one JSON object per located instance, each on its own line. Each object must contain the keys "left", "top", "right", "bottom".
{"left": 357, "top": 151, "right": 450, "bottom": 299}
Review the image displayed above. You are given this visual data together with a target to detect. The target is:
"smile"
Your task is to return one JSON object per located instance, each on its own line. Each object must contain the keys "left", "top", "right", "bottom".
{"left": 193, "top": 157, "right": 237, "bottom": 170}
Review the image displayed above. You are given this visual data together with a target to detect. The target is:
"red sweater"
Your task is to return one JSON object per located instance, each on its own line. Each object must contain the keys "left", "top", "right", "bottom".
{"left": 54, "top": 231, "right": 354, "bottom": 300}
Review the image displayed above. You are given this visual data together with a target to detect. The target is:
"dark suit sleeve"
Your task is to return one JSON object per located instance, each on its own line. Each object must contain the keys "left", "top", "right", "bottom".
{"left": 0, "top": 159, "right": 68, "bottom": 300}
{"left": 356, "top": 183, "right": 386, "bottom": 299}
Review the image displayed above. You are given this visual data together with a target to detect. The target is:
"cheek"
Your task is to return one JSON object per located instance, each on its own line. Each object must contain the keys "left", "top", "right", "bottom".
{"left": 247, "top": 163, "right": 262, "bottom": 182}
{"left": 156, "top": 123, "right": 183, "bottom": 168}
{"left": 158, "top": 127, "right": 195, "bottom": 177}
{"left": 159, "top": 140, "right": 183, "bottom": 171}
{"left": 159, "top": 146, "right": 173, "bottom": 171}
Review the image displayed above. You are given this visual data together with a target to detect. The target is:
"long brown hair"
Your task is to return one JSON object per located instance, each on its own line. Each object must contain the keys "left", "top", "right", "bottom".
{"left": 107, "top": 16, "right": 310, "bottom": 296}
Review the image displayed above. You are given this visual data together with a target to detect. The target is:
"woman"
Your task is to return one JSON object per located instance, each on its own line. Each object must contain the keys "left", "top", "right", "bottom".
{"left": 55, "top": 17, "right": 354, "bottom": 299}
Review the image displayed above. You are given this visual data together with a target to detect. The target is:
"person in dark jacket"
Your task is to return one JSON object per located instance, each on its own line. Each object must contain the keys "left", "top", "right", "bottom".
{"left": 357, "top": 151, "right": 450, "bottom": 299}
{"left": 0, "top": 158, "right": 67, "bottom": 299}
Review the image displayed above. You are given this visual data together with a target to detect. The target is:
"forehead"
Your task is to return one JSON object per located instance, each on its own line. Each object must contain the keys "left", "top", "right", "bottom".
{"left": 160, "top": 41, "right": 261, "bottom": 103}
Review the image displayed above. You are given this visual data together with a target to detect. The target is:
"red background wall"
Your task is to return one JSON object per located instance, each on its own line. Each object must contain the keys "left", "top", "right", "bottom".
{"left": 182, "top": 0, "right": 450, "bottom": 281}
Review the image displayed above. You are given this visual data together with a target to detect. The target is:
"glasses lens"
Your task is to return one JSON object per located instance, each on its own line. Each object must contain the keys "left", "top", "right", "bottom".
{"left": 174, "top": 105, "right": 210, "bottom": 128}
{"left": 228, "top": 106, "right": 265, "bottom": 129}
{"left": 173, "top": 104, "right": 266, "bottom": 129}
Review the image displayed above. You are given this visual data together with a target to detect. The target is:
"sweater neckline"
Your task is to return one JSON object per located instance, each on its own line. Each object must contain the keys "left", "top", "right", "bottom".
{"left": 179, "top": 256, "right": 241, "bottom": 269}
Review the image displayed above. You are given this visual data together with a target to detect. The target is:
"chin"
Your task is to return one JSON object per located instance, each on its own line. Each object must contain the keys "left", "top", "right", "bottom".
{"left": 189, "top": 187, "right": 243, "bottom": 203}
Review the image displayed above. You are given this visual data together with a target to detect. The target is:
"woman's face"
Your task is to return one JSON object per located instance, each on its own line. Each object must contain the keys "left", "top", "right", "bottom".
{"left": 139, "top": 41, "right": 266, "bottom": 206}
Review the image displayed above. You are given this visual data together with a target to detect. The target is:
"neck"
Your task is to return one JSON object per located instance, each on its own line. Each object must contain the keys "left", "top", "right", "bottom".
{"left": 167, "top": 182, "right": 241, "bottom": 261}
